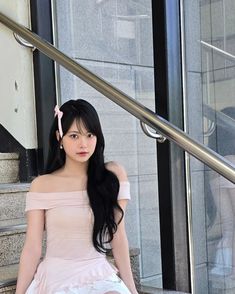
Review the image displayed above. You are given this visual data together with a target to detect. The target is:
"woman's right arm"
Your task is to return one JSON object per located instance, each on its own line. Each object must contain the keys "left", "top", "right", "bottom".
{"left": 15, "top": 177, "right": 45, "bottom": 294}
{"left": 15, "top": 209, "right": 44, "bottom": 294}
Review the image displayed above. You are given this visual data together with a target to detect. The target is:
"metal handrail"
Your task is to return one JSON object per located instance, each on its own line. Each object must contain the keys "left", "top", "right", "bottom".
{"left": 0, "top": 12, "right": 235, "bottom": 183}
{"left": 140, "top": 122, "right": 166, "bottom": 143}
{"left": 13, "top": 32, "right": 36, "bottom": 51}
{"left": 201, "top": 40, "right": 235, "bottom": 62}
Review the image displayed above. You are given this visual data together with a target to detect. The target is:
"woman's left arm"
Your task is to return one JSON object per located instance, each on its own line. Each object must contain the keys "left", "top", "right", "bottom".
{"left": 106, "top": 161, "right": 138, "bottom": 293}
{"left": 111, "top": 199, "right": 138, "bottom": 294}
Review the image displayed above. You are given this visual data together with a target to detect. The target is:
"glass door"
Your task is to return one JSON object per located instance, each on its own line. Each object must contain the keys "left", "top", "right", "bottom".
{"left": 182, "top": 0, "right": 235, "bottom": 293}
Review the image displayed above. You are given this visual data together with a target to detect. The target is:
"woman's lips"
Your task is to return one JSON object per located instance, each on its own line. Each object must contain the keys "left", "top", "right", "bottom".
{"left": 77, "top": 152, "right": 88, "bottom": 156}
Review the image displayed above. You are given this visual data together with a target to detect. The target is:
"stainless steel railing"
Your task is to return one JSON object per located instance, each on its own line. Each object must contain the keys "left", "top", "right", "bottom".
{"left": 201, "top": 40, "right": 235, "bottom": 62}
{"left": 0, "top": 12, "right": 235, "bottom": 183}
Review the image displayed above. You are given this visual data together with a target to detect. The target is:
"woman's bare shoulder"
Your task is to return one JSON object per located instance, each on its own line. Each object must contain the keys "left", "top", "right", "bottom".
{"left": 29, "top": 174, "right": 55, "bottom": 192}
{"left": 105, "top": 161, "right": 128, "bottom": 182}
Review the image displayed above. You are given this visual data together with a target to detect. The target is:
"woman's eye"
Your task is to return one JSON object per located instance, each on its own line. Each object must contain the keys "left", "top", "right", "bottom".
{"left": 70, "top": 134, "right": 78, "bottom": 139}
{"left": 87, "top": 133, "right": 94, "bottom": 138}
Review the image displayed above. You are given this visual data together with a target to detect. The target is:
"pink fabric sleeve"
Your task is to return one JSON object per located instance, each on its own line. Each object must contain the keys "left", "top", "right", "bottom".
{"left": 25, "top": 192, "right": 49, "bottom": 212}
{"left": 118, "top": 181, "right": 131, "bottom": 200}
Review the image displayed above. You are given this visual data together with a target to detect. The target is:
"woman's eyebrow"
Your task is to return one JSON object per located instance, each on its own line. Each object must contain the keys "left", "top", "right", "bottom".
{"left": 67, "top": 130, "right": 80, "bottom": 134}
{"left": 67, "top": 130, "right": 90, "bottom": 134}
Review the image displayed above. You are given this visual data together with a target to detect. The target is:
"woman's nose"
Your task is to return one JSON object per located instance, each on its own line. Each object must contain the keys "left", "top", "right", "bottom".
{"left": 78, "top": 136, "right": 87, "bottom": 147}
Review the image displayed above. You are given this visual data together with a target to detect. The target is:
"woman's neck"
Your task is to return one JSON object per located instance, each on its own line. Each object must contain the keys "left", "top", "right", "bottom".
{"left": 60, "top": 159, "right": 88, "bottom": 177}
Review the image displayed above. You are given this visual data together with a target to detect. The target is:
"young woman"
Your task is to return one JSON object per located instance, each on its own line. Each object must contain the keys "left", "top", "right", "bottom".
{"left": 16, "top": 99, "right": 138, "bottom": 294}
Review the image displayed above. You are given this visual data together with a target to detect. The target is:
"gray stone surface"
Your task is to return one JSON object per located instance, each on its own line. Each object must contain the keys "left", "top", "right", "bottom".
{"left": 0, "top": 263, "right": 18, "bottom": 283}
{"left": 0, "top": 184, "right": 29, "bottom": 275}
{"left": 0, "top": 183, "right": 30, "bottom": 193}
{"left": 0, "top": 218, "right": 26, "bottom": 231}
{"left": 0, "top": 191, "right": 26, "bottom": 221}
{"left": 56, "top": 0, "right": 153, "bottom": 67}
{"left": 0, "top": 228, "right": 46, "bottom": 268}
{"left": 0, "top": 188, "right": 27, "bottom": 272}
{"left": 0, "top": 231, "right": 25, "bottom": 267}
{"left": 0, "top": 286, "right": 16, "bottom": 294}
{"left": 0, "top": 154, "right": 19, "bottom": 184}
{"left": 0, "top": 154, "right": 19, "bottom": 160}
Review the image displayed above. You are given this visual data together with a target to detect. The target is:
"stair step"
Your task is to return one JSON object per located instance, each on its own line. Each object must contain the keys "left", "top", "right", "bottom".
{"left": 0, "top": 153, "right": 19, "bottom": 184}
{"left": 0, "top": 218, "right": 26, "bottom": 233}
{"left": 0, "top": 183, "right": 29, "bottom": 221}
{"left": 0, "top": 218, "right": 27, "bottom": 267}
{"left": 0, "top": 183, "right": 30, "bottom": 193}
{"left": 0, "top": 263, "right": 18, "bottom": 288}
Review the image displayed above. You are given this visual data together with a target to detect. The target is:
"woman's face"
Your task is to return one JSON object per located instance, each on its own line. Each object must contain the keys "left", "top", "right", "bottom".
{"left": 59, "top": 119, "right": 97, "bottom": 163}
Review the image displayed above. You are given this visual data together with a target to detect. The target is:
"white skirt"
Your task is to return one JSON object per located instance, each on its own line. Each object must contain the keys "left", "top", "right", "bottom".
{"left": 26, "top": 274, "right": 131, "bottom": 294}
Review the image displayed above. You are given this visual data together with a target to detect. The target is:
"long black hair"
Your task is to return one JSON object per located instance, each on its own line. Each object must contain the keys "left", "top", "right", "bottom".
{"left": 45, "top": 99, "right": 124, "bottom": 253}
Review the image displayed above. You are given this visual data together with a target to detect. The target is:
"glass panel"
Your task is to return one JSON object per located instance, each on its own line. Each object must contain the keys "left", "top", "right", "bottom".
{"left": 52, "top": 0, "right": 162, "bottom": 290}
{"left": 183, "top": 0, "right": 235, "bottom": 293}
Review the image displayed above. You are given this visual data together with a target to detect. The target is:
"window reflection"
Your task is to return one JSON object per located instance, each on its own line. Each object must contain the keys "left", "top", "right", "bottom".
{"left": 208, "top": 108, "right": 235, "bottom": 278}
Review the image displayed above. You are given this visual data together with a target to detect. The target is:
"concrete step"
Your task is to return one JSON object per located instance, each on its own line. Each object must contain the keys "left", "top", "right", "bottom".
{"left": 0, "top": 153, "right": 19, "bottom": 184}
{"left": 0, "top": 183, "right": 29, "bottom": 292}
{"left": 0, "top": 284, "right": 16, "bottom": 294}
{"left": 0, "top": 218, "right": 26, "bottom": 267}
{"left": 0, "top": 183, "right": 29, "bottom": 221}
{"left": 0, "top": 263, "right": 18, "bottom": 291}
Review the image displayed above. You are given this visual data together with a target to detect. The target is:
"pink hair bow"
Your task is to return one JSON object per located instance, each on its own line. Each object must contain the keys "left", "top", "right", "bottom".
{"left": 54, "top": 105, "right": 63, "bottom": 138}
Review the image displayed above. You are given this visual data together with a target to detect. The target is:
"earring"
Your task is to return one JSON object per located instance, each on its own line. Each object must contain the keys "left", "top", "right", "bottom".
{"left": 60, "top": 145, "right": 63, "bottom": 149}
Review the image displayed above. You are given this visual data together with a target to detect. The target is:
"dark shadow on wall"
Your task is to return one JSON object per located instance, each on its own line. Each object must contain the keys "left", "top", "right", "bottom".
{"left": 0, "top": 124, "right": 38, "bottom": 182}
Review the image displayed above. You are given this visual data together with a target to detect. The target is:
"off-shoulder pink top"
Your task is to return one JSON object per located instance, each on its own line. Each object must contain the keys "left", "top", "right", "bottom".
{"left": 25, "top": 181, "right": 130, "bottom": 294}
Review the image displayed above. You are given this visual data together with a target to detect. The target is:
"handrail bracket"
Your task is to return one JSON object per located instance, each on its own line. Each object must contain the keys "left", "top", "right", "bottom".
{"left": 140, "top": 121, "right": 166, "bottom": 143}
